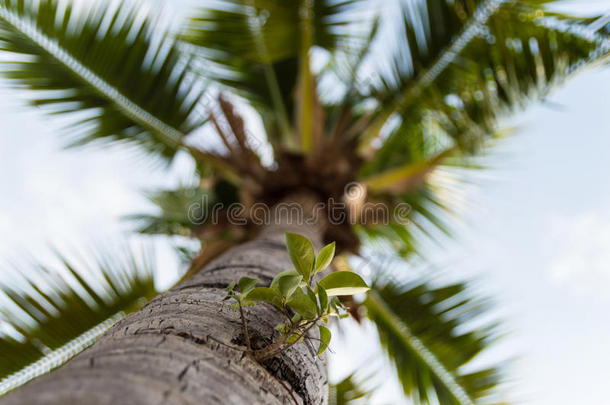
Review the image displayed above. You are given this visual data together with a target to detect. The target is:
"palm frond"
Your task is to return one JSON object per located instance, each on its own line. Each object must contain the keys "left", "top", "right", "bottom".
{"left": 0, "top": 0, "right": 208, "bottom": 161}
{"left": 329, "top": 372, "right": 373, "bottom": 405}
{"left": 364, "top": 276, "right": 504, "bottom": 404}
{"left": 181, "top": 0, "right": 372, "bottom": 145}
{"left": 318, "top": 14, "right": 380, "bottom": 105}
{"left": 125, "top": 180, "right": 240, "bottom": 237}
{"left": 127, "top": 186, "right": 211, "bottom": 236}
{"left": 357, "top": 157, "right": 478, "bottom": 259}
{"left": 0, "top": 244, "right": 158, "bottom": 394}
{"left": 354, "top": 0, "right": 608, "bottom": 258}
{"left": 361, "top": 0, "right": 609, "bottom": 171}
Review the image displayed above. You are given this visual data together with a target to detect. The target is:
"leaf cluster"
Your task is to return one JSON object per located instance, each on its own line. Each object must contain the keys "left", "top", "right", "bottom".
{"left": 224, "top": 233, "right": 369, "bottom": 359}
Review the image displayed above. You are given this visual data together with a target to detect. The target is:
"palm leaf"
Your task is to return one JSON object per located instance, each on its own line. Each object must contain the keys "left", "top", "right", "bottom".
{"left": 357, "top": 158, "right": 479, "bottom": 259}
{"left": 0, "top": 0, "right": 208, "bottom": 161}
{"left": 125, "top": 180, "right": 240, "bottom": 237}
{"left": 361, "top": 0, "right": 609, "bottom": 170}
{"left": 127, "top": 186, "right": 211, "bottom": 236}
{"left": 364, "top": 275, "right": 504, "bottom": 404}
{"left": 0, "top": 243, "right": 158, "bottom": 394}
{"left": 181, "top": 0, "right": 372, "bottom": 146}
{"left": 329, "top": 372, "right": 373, "bottom": 405}
{"left": 355, "top": 0, "right": 608, "bottom": 258}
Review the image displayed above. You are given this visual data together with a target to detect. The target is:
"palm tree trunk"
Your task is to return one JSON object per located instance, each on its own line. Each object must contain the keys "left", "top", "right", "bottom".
{"left": 2, "top": 194, "right": 328, "bottom": 405}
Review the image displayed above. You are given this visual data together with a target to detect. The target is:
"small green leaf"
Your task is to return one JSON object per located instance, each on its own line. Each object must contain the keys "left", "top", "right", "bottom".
{"left": 314, "top": 242, "right": 335, "bottom": 274}
{"left": 277, "top": 274, "right": 303, "bottom": 299}
{"left": 286, "top": 288, "right": 318, "bottom": 320}
{"left": 271, "top": 269, "right": 301, "bottom": 290}
{"left": 318, "top": 285, "right": 328, "bottom": 313}
{"left": 227, "top": 281, "right": 236, "bottom": 291}
{"left": 317, "top": 324, "right": 331, "bottom": 355}
{"left": 238, "top": 277, "right": 258, "bottom": 294}
{"left": 318, "top": 272, "right": 370, "bottom": 296}
{"left": 245, "top": 287, "right": 283, "bottom": 308}
{"left": 306, "top": 287, "right": 319, "bottom": 314}
{"left": 286, "top": 233, "right": 315, "bottom": 281}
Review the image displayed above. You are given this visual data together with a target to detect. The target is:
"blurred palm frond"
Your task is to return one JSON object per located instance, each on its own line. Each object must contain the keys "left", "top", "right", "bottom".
{"left": 0, "top": 244, "right": 158, "bottom": 394}
{"left": 362, "top": 0, "right": 610, "bottom": 173}
{"left": 126, "top": 179, "right": 240, "bottom": 237}
{"left": 181, "top": 0, "right": 374, "bottom": 144}
{"left": 127, "top": 186, "right": 211, "bottom": 236}
{"left": 364, "top": 275, "right": 504, "bottom": 404}
{"left": 0, "top": 0, "right": 208, "bottom": 161}
{"left": 356, "top": 1, "right": 608, "bottom": 258}
{"left": 329, "top": 372, "right": 374, "bottom": 405}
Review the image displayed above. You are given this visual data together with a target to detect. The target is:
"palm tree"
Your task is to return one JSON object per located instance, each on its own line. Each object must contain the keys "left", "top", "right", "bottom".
{"left": 0, "top": 0, "right": 607, "bottom": 403}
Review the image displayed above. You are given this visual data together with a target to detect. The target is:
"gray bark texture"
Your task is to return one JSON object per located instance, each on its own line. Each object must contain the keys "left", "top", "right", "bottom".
{"left": 2, "top": 195, "right": 329, "bottom": 405}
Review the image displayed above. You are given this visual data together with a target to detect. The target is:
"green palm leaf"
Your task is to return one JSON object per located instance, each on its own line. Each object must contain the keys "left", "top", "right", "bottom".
{"left": 0, "top": 0, "right": 208, "bottom": 161}
{"left": 126, "top": 179, "right": 240, "bottom": 236}
{"left": 181, "top": 0, "right": 372, "bottom": 145}
{"left": 364, "top": 276, "right": 503, "bottom": 404}
{"left": 329, "top": 372, "right": 373, "bottom": 405}
{"left": 0, "top": 244, "right": 158, "bottom": 394}
{"left": 128, "top": 186, "right": 212, "bottom": 236}
{"left": 361, "top": 0, "right": 609, "bottom": 172}
{"left": 356, "top": 188, "right": 453, "bottom": 258}
{"left": 355, "top": 0, "right": 608, "bottom": 258}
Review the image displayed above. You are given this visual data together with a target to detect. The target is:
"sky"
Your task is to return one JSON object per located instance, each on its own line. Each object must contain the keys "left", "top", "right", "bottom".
{"left": 1, "top": 0, "right": 610, "bottom": 404}
{"left": 447, "top": 66, "right": 610, "bottom": 405}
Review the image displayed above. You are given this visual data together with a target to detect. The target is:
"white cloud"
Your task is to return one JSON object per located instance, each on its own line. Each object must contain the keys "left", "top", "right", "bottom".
{"left": 545, "top": 211, "right": 610, "bottom": 297}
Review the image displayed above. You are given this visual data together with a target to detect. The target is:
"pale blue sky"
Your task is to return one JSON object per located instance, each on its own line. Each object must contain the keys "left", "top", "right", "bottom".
{"left": 1, "top": 1, "right": 609, "bottom": 404}
{"left": 423, "top": 67, "right": 610, "bottom": 405}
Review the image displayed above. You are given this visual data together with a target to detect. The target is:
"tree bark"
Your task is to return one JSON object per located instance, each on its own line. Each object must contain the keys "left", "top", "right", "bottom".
{"left": 2, "top": 195, "right": 328, "bottom": 405}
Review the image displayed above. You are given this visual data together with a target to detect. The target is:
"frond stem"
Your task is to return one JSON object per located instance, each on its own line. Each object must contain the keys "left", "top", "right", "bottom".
{"left": 245, "top": 1, "right": 294, "bottom": 147}
{"left": 0, "top": 5, "right": 185, "bottom": 148}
